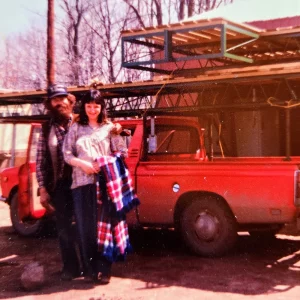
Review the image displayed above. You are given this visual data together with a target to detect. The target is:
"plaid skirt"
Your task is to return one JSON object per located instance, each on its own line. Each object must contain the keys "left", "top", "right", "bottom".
{"left": 96, "top": 174, "right": 132, "bottom": 262}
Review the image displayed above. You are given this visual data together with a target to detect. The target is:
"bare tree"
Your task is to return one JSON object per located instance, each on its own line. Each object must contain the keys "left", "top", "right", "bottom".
{"left": 59, "top": 0, "right": 89, "bottom": 85}
{"left": 177, "top": 0, "right": 234, "bottom": 20}
{"left": 123, "top": 0, "right": 164, "bottom": 27}
{"left": 178, "top": 0, "right": 185, "bottom": 20}
{"left": 0, "top": 0, "right": 236, "bottom": 90}
{"left": 56, "top": 0, "right": 235, "bottom": 84}
{"left": 0, "top": 26, "right": 46, "bottom": 90}
{"left": 80, "top": 0, "right": 132, "bottom": 83}
{"left": 123, "top": 0, "right": 234, "bottom": 25}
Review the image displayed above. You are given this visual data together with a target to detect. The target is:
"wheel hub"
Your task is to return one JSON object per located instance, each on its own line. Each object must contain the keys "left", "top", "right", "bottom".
{"left": 194, "top": 211, "right": 219, "bottom": 241}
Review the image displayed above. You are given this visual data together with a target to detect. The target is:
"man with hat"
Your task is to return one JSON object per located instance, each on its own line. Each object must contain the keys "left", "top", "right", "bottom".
{"left": 36, "top": 84, "right": 81, "bottom": 281}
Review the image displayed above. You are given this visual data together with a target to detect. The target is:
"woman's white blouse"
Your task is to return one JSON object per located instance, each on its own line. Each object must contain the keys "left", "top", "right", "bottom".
{"left": 63, "top": 121, "right": 127, "bottom": 189}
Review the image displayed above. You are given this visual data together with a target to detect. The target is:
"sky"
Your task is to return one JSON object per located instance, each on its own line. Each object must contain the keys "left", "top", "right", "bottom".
{"left": 186, "top": 0, "right": 300, "bottom": 23}
{"left": 0, "top": 0, "right": 48, "bottom": 39}
{"left": 1, "top": 0, "right": 300, "bottom": 42}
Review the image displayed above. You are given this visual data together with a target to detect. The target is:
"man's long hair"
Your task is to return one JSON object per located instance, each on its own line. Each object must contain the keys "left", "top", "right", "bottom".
{"left": 78, "top": 90, "right": 107, "bottom": 125}
{"left": 44, "top": 93, "right": 76, "bottom": 111}
{"left": 44, "top": 94, "right": 76, "bottom": 124}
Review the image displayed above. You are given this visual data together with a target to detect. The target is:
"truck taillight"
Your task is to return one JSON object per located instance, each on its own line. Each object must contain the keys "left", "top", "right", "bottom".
{"left": 295, "top": 170, "right": 300, "bottom": 206}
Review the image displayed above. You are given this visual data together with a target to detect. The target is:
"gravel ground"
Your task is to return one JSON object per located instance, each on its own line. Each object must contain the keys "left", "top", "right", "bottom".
{"left": 1, "top": 201, "right": 300, "bottom": 300}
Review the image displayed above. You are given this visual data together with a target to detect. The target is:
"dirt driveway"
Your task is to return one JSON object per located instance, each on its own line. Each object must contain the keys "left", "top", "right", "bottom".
{"left": 0, "top": 201, "right": 300, "bottom": 300}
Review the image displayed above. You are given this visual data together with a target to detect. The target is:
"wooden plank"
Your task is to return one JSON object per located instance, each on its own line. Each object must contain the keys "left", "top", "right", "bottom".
{"left": 121, "top": 18, "right": 261, "bottom": 38}
{"left": 1, "top": 61, "right": 300, "bottom": 101}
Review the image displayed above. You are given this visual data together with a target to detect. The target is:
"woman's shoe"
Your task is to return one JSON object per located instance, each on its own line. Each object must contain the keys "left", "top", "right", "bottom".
{"left": 60, "top": 269, "right": 82, "bottom": 281}
{"left": 92, "top": 272, "right": 100, "bottom": 282}
{"left": 60, "top": 271, "right": 73, "bottom": 281}
{"left": 92, "top": 272, "right": 111, "bottom": 285}
{"left": 100, "top": 275, "right": 111, "bottom": 285}
{"left": 83, "top": 268, "right": 96, "bottom": 283}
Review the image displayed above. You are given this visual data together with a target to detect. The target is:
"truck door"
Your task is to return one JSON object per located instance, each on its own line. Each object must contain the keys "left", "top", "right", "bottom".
{"left": 10, "top": 123, "right": 45, "bottom": 236}
{"left": 18, "top": 123, "right": 45, "bottom": 219}
{"left": 136, "top": 121, "right": 201, "bottom": 225}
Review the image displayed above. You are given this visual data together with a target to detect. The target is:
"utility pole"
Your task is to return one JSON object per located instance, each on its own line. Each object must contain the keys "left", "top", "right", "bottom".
{"left": 47, "top": 0, "right": 55, "bottom": 86}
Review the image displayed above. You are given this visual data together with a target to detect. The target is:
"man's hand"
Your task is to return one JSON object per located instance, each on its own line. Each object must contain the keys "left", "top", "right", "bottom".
{"left": 112, "top": 123, "right": 122, "bottom": 134}
{"left": 39, "top": 188, "right": 55, "bottom": 213}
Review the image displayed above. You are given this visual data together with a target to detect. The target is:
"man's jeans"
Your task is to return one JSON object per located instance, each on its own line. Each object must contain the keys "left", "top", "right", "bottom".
{"left": 52, "top": 178, "right": 80, "bottom": 274}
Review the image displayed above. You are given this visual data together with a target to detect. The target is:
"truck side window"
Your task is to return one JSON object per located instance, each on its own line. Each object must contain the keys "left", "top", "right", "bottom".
{"left": 150, "top": 126, "right": 199, "bottom": 154}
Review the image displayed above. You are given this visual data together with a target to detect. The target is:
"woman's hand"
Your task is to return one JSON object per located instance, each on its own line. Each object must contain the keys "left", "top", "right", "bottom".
{"left": 92, "top": 161, "right": 100, "bottom": 172}
{"left": 79, "top": 160, "right": 99, "bottom": 174}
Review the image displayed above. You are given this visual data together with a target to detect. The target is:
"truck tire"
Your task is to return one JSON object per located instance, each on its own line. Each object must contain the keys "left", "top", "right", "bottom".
{"left": 10, "top": 192, "right": 44, "bottom": 237}
{"left": 180, "top": 196, "right": 237, "bottom": 257}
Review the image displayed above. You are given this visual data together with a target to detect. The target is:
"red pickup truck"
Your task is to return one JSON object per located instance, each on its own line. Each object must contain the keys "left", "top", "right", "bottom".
{"left": 1, "top": 117, "right": 300, "bottom": 256}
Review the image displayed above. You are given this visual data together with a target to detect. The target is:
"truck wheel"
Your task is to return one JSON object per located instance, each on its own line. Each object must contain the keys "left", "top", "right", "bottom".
{"left": 180, "top": 197, "right": 237, "bottom": 257}
{"left": 10, "top": 192, "right": 43, "bottom": 237}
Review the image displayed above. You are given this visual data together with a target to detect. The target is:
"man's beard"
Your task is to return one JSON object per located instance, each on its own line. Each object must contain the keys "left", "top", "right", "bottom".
{"left": 49, "top": 103, "right": 72, "bottom": 124}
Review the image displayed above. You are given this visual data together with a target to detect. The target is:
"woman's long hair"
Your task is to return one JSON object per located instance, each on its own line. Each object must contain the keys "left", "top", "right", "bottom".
{"left": 78, "top": 90, "right": 107, "bottom": 125}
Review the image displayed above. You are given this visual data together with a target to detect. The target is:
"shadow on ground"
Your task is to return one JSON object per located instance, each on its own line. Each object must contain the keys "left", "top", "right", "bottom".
{"left": 1, "top": 223, "right": 300, "bottom": 298}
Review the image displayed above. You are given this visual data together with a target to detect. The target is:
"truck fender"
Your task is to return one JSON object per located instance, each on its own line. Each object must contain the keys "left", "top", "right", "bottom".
{"left": 7, "top": 185, "right": 18, "bottom": 205}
